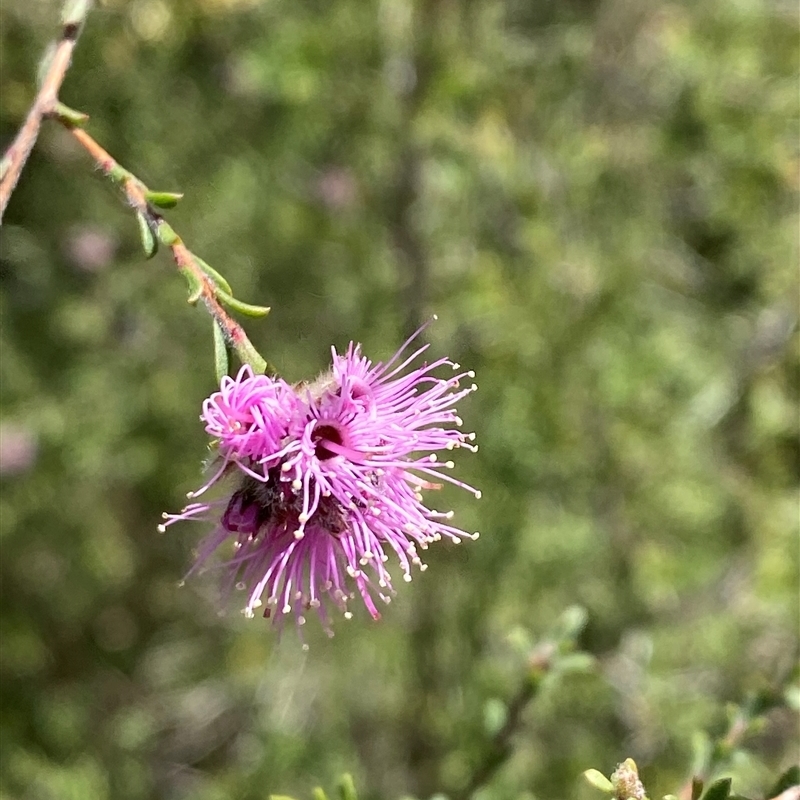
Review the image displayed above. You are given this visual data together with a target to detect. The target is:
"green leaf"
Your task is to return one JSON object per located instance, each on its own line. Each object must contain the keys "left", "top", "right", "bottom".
{"left": 691, "top": 732, "right": 713, "bottom": 777}
{"left": 583, "top": 769, "right": 614, "bottom": 793}
{"left": 768, "top": 765, "right": 800, "bottom": 798}
{"left": 483, "top": 698, "right": 507, "bottom": 735}
{"left": 192, "top": 255, "right": 233, "bottom": 295}
{"left": 53, "top": 102, "right": 89, "bottom": 127}
{"left": 178, "top": 266, "right": 203, "bottom": 304}
{"left": 156, "top": 220, "right": 180, "bottom": 247}
{"left": 136, "top": 212, "right": 158, "bottom": 259}
{"left": 691, "top": 778, "right": 704, "bottom": 800}
{"left": 337, "top": 773, "right": 358, "bottom": 800}
{"left": 312, "top": 789, "right": 329, "bottom": 800}
{"left": 213, "top": 321, "right": 229, "bottom": 384}
{"left": 701, "top": 778, "right": 732, "bottom": 800}
{"left": 556, "top": 652, "right": 596, "bottom": 674}
{"left": 557, "top": 605, "right": 588, "bottom": 641}
{"left": 61, "top": 0, "right": 93, "bottom": 27}
{"left": 269, "top": 796, "right": 298, "bottom": 800}
{"left": 145, "top": 190, "right": 184, "bottom": 209}
{"left": 215, "top": 288, "right": 270, "bottom": 318}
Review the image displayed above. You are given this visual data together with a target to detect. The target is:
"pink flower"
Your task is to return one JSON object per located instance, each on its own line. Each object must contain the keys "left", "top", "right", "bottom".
{"left": 161, "top": 329, "right": 479, "bottom": 641}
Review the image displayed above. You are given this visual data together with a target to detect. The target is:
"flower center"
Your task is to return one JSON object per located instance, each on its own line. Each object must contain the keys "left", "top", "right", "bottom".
{"left": 312, "top": 423, "right": 344, "bottom": 460}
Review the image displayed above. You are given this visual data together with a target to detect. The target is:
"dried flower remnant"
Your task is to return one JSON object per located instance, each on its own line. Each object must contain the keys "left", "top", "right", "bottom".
{"left": 161, "top": 328, "right": 479, "bottom": 640}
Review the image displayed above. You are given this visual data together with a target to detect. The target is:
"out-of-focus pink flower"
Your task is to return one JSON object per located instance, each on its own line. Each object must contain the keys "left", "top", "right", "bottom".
{"left": 162, "top": 330, "right": 479, "bottom": 641}
{"left": 63, "top": 225, "right": 118, "bottom": 272}
{"left": 0, "top": 423, "right": 38, "bottom": 477}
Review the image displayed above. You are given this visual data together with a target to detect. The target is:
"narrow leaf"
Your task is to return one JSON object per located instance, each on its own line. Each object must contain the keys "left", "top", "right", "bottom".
{"left": 556, "top": 652, "right": 596, "bottom": 674}
{"left": 61, "top": 0, "right": 93, "bottom": 27}
{"left": 337, "top": 774, "right": 358, "bottom": 800}
{"left": 145, "top": 190, "right": 184, "bottom": 209}
{"left": 136, "top": 212, "right": 158, "bottom": 259}
{"left": 769, "top": 765, "right": 800, "bottom": 798}
{"left": 179, "top": 265, "right": 203, "bottom": 304}
{"left": 312, "top": 790, "right": 329, "bottom": 800}
{"left": 216, "top": 288, "right": 270, "bottom": 318}
{"left": 558, "top": 605, "right": 588, "bottom": 641}
{"left": 691, "top": 778, "right": 704, "bottom": 800}
{"left": 701, "top": 778, "right": 732, "bottom": 800}
{"left": 583, "top": 769, "right": 614, "bottom": 793}
{"left": 213, "top": 321, "right": 229, "bottom": 384}
{"left": 156, "top": 220, "right": 180, "bottom": 247}
{"left": 193, "top": 255, "right": 233, "bottom": 294}
{"left": 53, "top": 102, "right": 89, "bottom": 127}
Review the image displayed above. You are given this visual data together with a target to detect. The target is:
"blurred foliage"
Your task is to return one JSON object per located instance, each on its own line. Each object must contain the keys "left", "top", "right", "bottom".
{"left": 0, "top": 0, "right": 798, "bottom": 799}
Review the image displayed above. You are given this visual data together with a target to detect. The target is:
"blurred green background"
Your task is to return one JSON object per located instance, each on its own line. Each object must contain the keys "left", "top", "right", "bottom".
{"left": 1, "top": 0, "right": 798, "bottom": 798}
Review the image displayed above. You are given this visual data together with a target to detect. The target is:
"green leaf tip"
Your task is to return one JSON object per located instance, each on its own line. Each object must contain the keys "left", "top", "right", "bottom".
{"left": 700, "top": 778, "right": 732, "bottom": 800}
{"left": 312, "top": 789, "right": 329, "bottom": 800}
{"left": 337, "top": 773, "right": 358, "bottom": 800}
{"left": 145, "top": 190, "right": 184, "bottom": 209}
{"left": 156, "top": 220, "right": 180, "bottom": 247}
{"left": 61, "top": 0, "right": 93, "bottom": 28}
{"left": 583, "top": 769, "right": 614, "bottom": 793}
{"left": 136, "top": 212, "right": 158, "bottom": 258}
{"left": 178, "top": 265, "right": 203, "bottom": 304}
{"left": 53, "top": 102, "right": 89, "bottom": 126}
{"left": 215, "top": 288, "right": 271, "bottom": 318}
{"left": 560, "top": 605, "right": 589, "bottom": 639}
{"left": 192, "top": 255, "right": 233, "bottom": 295}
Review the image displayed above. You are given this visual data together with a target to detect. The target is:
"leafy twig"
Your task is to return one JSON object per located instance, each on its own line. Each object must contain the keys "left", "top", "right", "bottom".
{"left": 59, "top": 119, "right": 272, "bottom": 374}
{"left": 677, "top": 691, "right": 780, "bottom": 800}
{"left": 455, "top": 607, "right": 592, "bottom": 799}
{"left": 0, "top": 0, "right": 92, "bottom": 222}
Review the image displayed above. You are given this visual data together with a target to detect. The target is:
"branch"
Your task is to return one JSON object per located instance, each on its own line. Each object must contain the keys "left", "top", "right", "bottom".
{"left": 456, "top": 663, "right": 543, "bottom": 798}
{"left": 0, "top": 0, "right": 91, "bottom": 223}
{"left": 454, "top": 608, "right": 591, "bottom": 799}
{"left": 62, "top": 121, "right": 272, "bottom": 374}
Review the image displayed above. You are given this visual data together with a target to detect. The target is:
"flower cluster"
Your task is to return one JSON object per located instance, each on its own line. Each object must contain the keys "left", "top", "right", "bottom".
{"left": 161, "top": 331, "right": 479, "bottom": 639}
